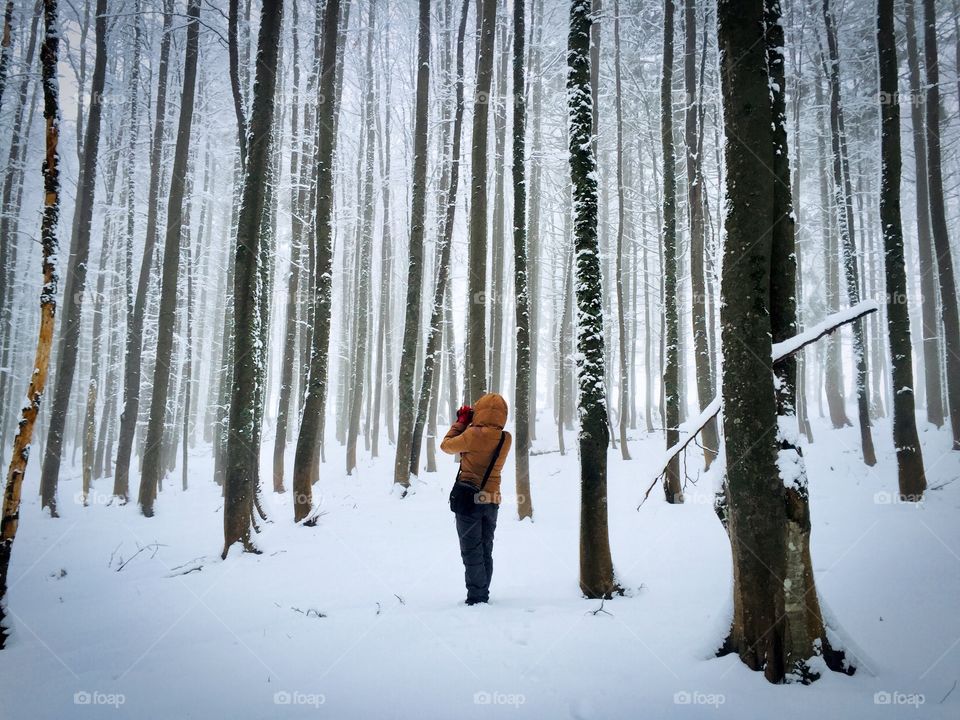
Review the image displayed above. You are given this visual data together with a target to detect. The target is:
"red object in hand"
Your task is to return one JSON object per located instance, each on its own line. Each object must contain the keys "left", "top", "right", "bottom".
{"left": 456, "top": 405, "right": 473, "bottom": 424}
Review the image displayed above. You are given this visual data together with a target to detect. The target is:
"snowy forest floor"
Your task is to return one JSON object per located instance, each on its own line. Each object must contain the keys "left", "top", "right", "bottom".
{"left": 0, "top": 413, "right": 958, "bottom": 719}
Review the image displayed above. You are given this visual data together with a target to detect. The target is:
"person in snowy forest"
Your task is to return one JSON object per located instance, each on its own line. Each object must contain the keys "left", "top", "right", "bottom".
{"left": 441, "top": 393, "right": 513, "bottom": 605}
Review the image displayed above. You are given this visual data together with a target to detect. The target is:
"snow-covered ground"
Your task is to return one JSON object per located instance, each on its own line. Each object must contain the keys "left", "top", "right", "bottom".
{"left": 0, "top": 414, "right": 957, "bottom": 719}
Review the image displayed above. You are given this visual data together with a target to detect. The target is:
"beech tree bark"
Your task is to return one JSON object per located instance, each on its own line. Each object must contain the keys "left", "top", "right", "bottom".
{"left": 409, "top": 0, "right": 469, "bottom": 480}
{"left": 660, "top": 0, "right": 682, "bottom": 503}
{"left": 612, "top": 0, "right": 630, "bottom": 460}
{"left": 466, "top": 0, "right": 497, "bottom": 402}
{"left": 878, "top": 0, "right": 926, "bottom": 499}
{"left": 138, "top": 0, "right": 201, "bottom": 517}
{"left": 346, "top": 0, "right": 375, "bottom": 476}
{"left": 391, "top": 0, "right": 430, "bottom": 492}
{"left": 823, "top": 0, "right": 876, "bottom": 465}
{"left": 569, "top": 0, "right": 619, "bottom": 600}
{"left": 513, "top": 0, "right": 533, "bottom": 519}
{"left": 113, "top": 0, "right": 175, "bottom": 502}
{"left": 684, "top": 0, "right": 717, "bottom": 468}
{"left": 223, "top": 0, "right": 284, "bottom": 557}
{"left": 921, "top": 0, "right": 960, "bottom": 449}
{"left": 38, "top": 0, "right": 109, "bottom": 515}
{"left": 716, "top": 0, "right": 851, "bottom": 682}
{"left": 293, "top": 0, "right": 342, "bottom": 521}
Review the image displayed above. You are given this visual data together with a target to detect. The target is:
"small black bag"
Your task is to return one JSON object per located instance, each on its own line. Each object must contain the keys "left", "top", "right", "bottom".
{"left": 449, "top": 431, "right": 506, "bottom": 514}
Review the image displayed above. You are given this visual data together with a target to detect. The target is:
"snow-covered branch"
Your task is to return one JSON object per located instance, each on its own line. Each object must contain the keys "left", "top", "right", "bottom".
{"left": 637, "top": 300, "right": 880, "bottom": 508}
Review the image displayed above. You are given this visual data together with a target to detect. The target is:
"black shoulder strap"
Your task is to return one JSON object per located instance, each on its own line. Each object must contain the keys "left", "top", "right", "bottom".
{"left": 479, "top": 431, "right": 507, "bottom": 491}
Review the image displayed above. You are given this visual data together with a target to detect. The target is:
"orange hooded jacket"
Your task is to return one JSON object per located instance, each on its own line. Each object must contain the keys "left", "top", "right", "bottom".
{"left": 439, "top": 393, "right": 513, "bottom": 505}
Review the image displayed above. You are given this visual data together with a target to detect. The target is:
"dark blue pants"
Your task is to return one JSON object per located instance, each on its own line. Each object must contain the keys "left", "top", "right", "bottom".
{"left": 455, "top": 502, "right": 499, "bottom": 603}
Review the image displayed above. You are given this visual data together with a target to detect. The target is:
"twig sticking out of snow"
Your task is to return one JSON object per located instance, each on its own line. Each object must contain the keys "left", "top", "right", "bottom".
{"left": 115, "top": 543, "right": 167, "bottom": 572}
{"left": 291, "top": 607, "right": 326, "bottom": 619}
{"left": 586, "top": 599, "right": 613, "bottom": 616}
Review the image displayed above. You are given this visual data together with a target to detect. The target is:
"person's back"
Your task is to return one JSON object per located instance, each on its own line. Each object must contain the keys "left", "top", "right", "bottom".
{"left": 440, "top": 392, "right": 512, "bottom": 604}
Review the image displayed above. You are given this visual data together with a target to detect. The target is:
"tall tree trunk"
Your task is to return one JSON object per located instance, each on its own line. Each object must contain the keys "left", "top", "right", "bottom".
{"left": 684, "top": 0, "right": 716, "bottom": 468}
{"left": 904, "top": 0, "right": 942, "bottom": 427}
{"left": 513, "top": 0, "right": 533, "bottom": 519}
{"left": 224, "top": 0, "right": 284, "bottom": 556}
{"left": 293, "top": 0, "right": 342, "bottom": 521}
{"left": 0, "top": 0, "right": 61, "bottom": 648}
{"left": 815, "top": 71, "right": 849, "bottom": 429}
{"left": 878, "top": 0, "right": 926, "bottom": 498}
{"left": 489, "top": 0, "right": 508, "bottom": 393}
{"left": 346, "top": 0, "right": 375, "bottom": 476}
{"left": 527, "top": 0, "right": 543, "bottom": 443}
{"left": 717, "top": 0, "right": 787, "bottom": 681}
{"left": 790, "top": 28, "right": 813, "bottom": 442}
{"left": 717, "top": 0, "right": 852, "bottom": 682}
{"left": 823, "top": 0, "right": 876, "bottom": 465}
{"left": 611, "top": 0, "right": 630, "bottom": 460}
{"left": 0, "top": 7, "right": 42, "bottom": 457}
{"left": 138, "top": 0, "right": 201, "bottom": 517}
{"left": 272, "top": 0, "right": 302, "bottom": 493}
{"left": 38, "top": 0, "right": 109, "bottom": 515}
{"left": 82, "top": 150, "right": 122, "bottom": 500}
{"left": 113, "top": 0, "right": 174, "bottom": 501}
{"left": 921, "top": 0, "right": 960, "bottom": 449}
{"left": 409, "top": 0, "right": 469, "bottom": 479}
{"left": 391, "top": 0, "right": 430, "bottom": 492}
{"left": 371, "top": 24, "right": 394, "bottom": 459}
{"left": 466, "top": 0, "right": 497, "bottom": 402}
{"left": 660, "top": 0, "right": 682, "bottom": 503}
{"left": 228, "top": 0, "right": 248, "bottom": 167}
{"left": 0, "top": 0, "right": 14, "bottom": 115}
{"left": 568, "top": 0, "right": 619, "bottom": 600}
{"left": 766, "top": 0, "right": 846, "bottom": 677}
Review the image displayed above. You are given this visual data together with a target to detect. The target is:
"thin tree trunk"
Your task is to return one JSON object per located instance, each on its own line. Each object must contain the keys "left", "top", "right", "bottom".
{"left": 878, "top": 0, "right": 926, "bottom": 499}
{"left": 224, "top": 0, "right": 284, "bottom": 555}
{"left": 0, "top": 0, "right": 61, "bottom": 648}
{"left": 660, "top": 0, "right": 682, "bottom": 503}
{"left": 466, "top": 0, "right": 497, "bottom": 402}
{"left": 138, "top": 0, "right": 201, "bottom": 517}
{"left": 38, "top": 0, "right": 109, "bottom": 515}
{"left": 272, "top": 0, "right": 302, "bottom": 493}
{"left": 815, "top": 70, "right": 849, "bottom": 429}
{"left": 0, "top": 8, "right": 42, "bottom": 459}
{"left": 371, "top": 27, "right": 394, "bottom": 459}
{"left": 683, "top": 0, "right": 716, "bottom": 468}
{"left": 822, "top": 0, "right": 876, "bottom": 466}
{"left": 293, "top": 0, "right": 342, "bottom": 522}
{"left": 0, "top": 0, "right": 14, "bottom": 114}
{"left": 346, "top": 0, "right": 376, "bottom": 476}
{"left": 409, "top": 0, "right": 469, "bottom": 479}
{"left": 904, "top": 0, "right": 942, "bottom": 428}
{"left": 113, "top": 0, "right": 174, "bottom": 501}
{"left": 391, "top": 0, "right": 430, "bottom": 492}
{"left": 513, "top": 0, "right": 532, "bottom": 519}
{"left": 612, "top": 0, "right": 630, "bottom": 460}
{"left": 921, "top": 0, "right": 960, "bottom": 449}
{"left": 489, "top": 0, "right": 508, "bottom": 393}
{"left": 568, "top": 0, "right": 619, "bottom": 600}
